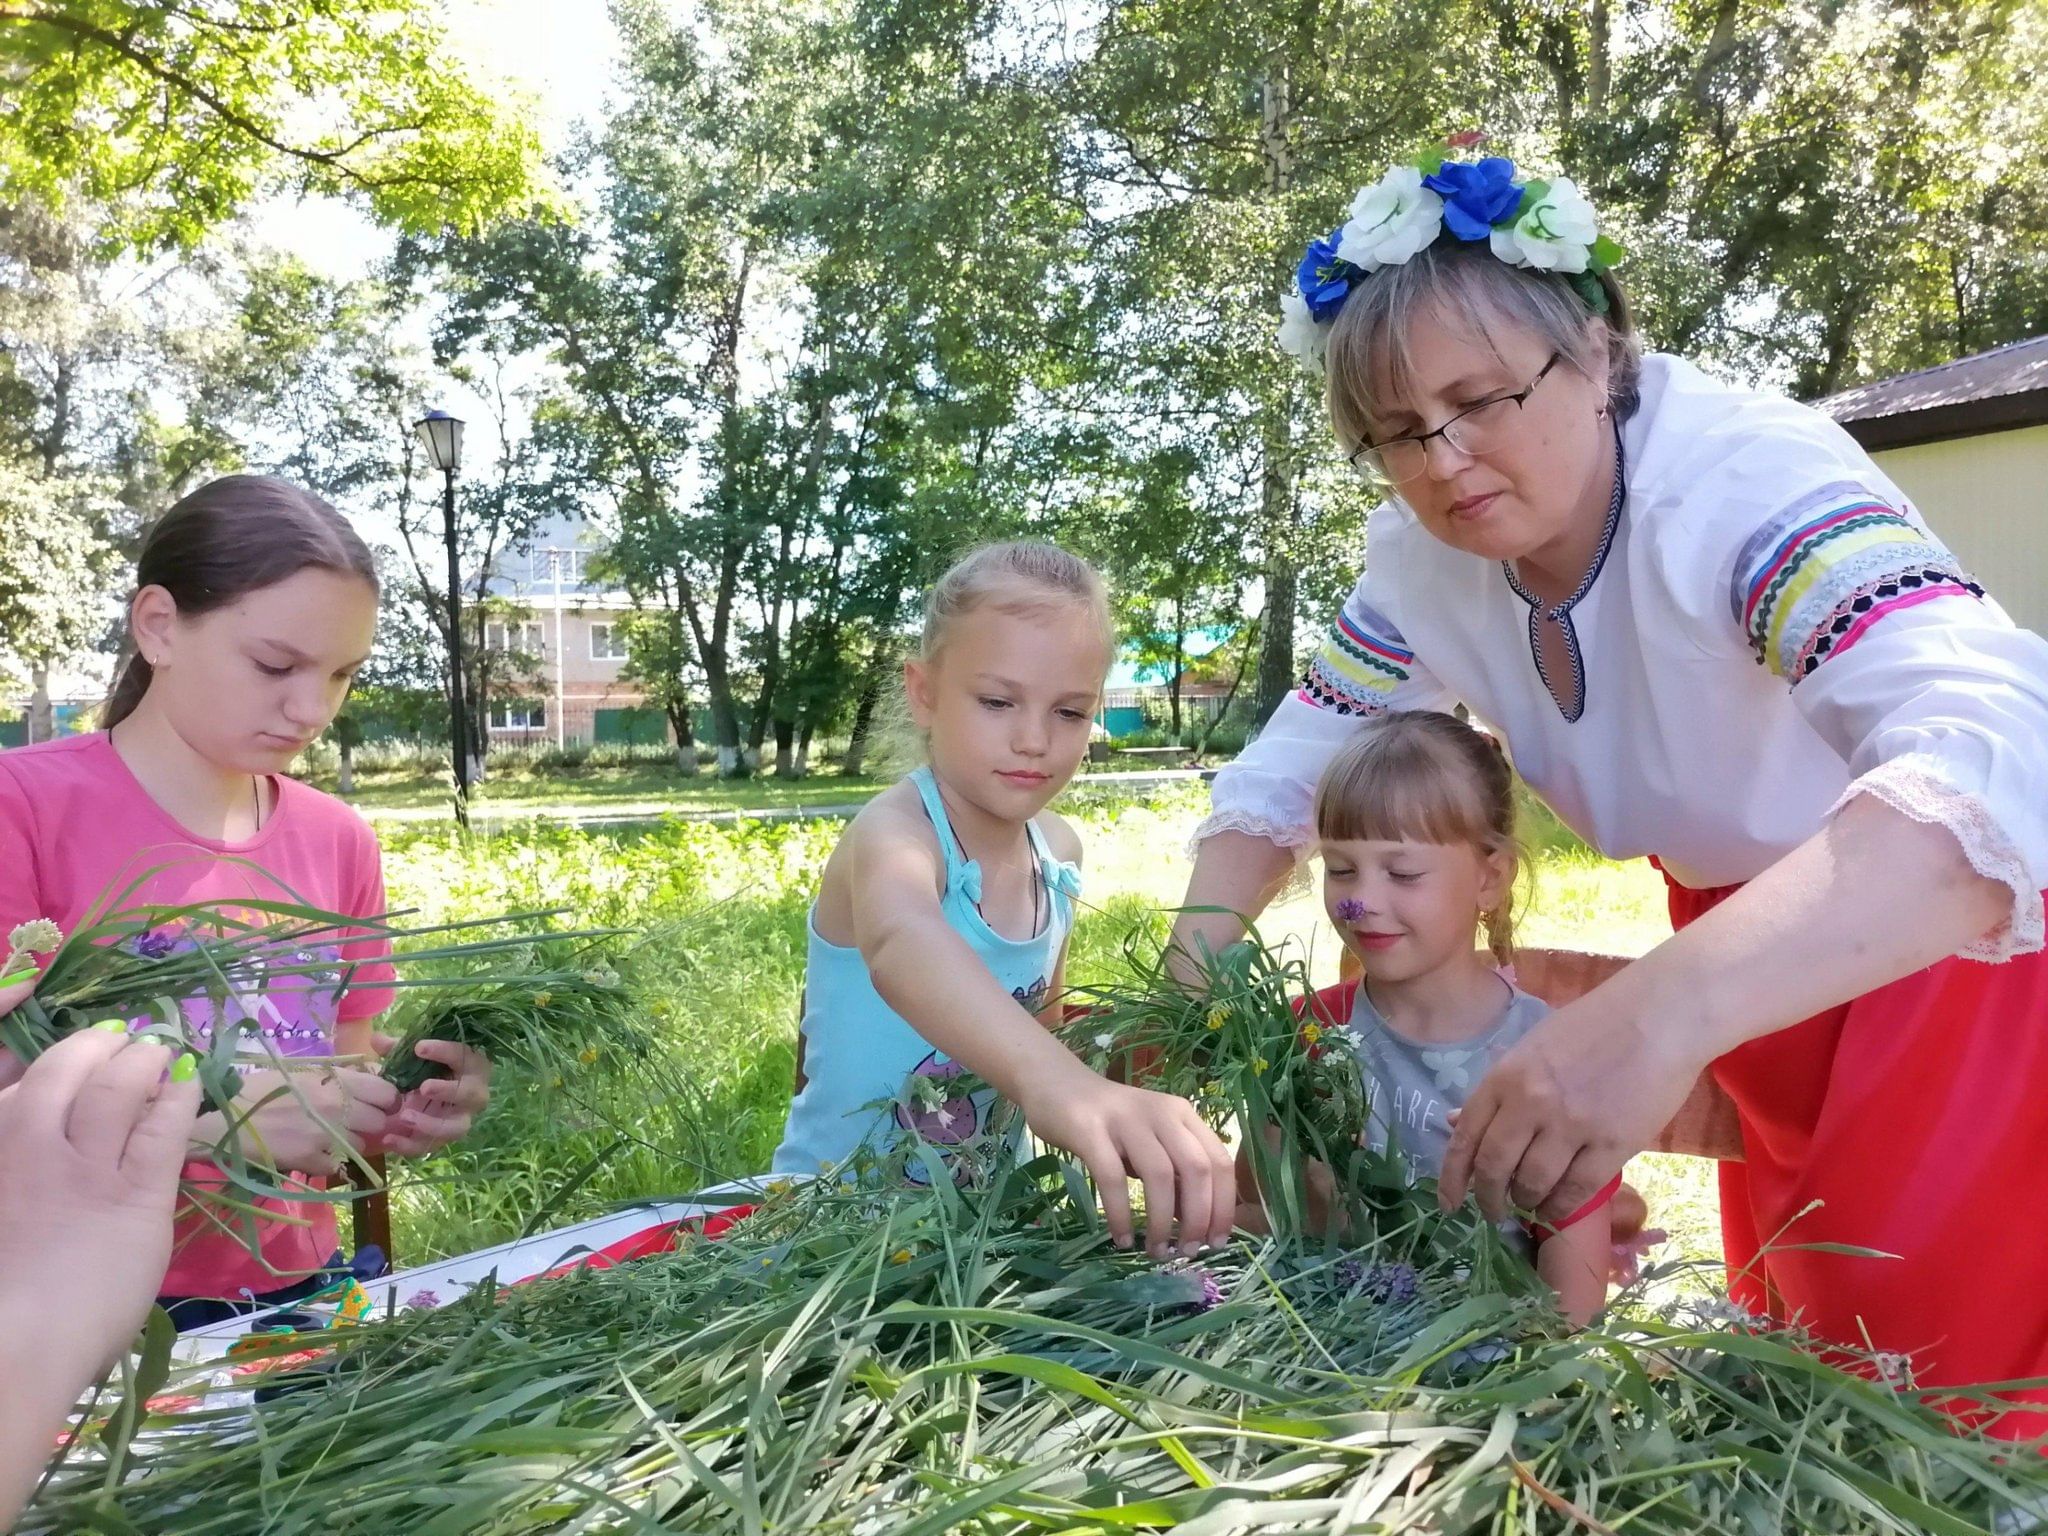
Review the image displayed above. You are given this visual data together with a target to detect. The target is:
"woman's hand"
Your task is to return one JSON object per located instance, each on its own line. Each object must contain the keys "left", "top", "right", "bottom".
{"left": 1439, "top": 989, "right": 1707, "bottom": 1225}
{"left": 1015, "top": 1063, "right": 1236, "bottom": 1259}
{"left": 0, "top": 1029, "right": 201, "bottom": 1528}
{"left": 374, "top": 1037, "right": 493, "bottom": 1157}
{"left": 0, "top": 1030, "right": 200, "bottom": 1353}
{"left": 0, "top": 973, "right": 37, "bottom": 1091}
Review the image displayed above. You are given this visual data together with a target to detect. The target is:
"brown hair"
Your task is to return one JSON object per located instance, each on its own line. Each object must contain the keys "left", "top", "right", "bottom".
{"left": 918, "top": 540, "right": 1113, "bottom": 663}
{"left": 1314, "top": 709, "right": 1522, "bottom": 965}
{"left": 102, "top": 475, "right": 379, "bottom": 728}
{"left": 1323, "top": 240, "right": 1642, "bottom": 462}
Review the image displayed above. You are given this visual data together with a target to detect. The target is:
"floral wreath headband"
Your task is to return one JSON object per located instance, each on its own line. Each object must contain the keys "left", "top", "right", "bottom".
{"left": 1278, "top": 143, "right": 1626, "bottom": 368}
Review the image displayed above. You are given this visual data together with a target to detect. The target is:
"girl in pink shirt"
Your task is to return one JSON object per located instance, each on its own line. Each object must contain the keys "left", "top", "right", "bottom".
{"left": 0, "top": 474, "right": 492, "bottom": 1324}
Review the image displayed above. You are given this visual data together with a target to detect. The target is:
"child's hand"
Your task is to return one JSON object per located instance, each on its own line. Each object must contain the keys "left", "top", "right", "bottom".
{"left": 228, "top": 1065, "right": 399, "bottom": 1176}
{"left": 0, "top": 1030, "right": 200, "bottom": 1374}
{"left": 1238, "top": 1123, "right": 1346, "bottom": 1239}
{"left": 373, "top": 1036, "right": 492, "bottom": 1157}
{"left": 1016, "top": 1066, "right": 1236, "bottom": 1258}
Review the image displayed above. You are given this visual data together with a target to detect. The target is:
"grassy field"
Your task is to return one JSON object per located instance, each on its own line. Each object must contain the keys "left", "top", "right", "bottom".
{"left": 376, "top": 780, "right": 1719, "bottom": 1276}
{"left": 304, "top": 750, "right": 1208, "bottom": 818}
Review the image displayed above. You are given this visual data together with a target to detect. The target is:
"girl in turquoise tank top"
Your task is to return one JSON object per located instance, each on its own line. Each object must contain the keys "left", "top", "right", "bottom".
{"left": 771, "top": 543, "right": 1235, "bottom": 1259}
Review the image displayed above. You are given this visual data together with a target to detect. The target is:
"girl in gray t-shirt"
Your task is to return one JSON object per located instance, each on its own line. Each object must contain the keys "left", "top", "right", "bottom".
{"left": 1306, "top": 711, "right": 1613, "bottom": 1325}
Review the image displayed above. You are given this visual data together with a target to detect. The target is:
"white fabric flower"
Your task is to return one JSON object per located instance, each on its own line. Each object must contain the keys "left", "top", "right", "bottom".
{"left": 1335, "top": 166, "right": 1444, "bottom": 272}
{"left": 1277, "top": 291, "right": 1325, "bottom": 364}
{"left": 1490, "top": 176, "right": 1597, "bottom": 273}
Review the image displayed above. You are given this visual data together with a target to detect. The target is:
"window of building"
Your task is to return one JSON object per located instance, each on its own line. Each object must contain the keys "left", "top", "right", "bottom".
{"left": 590, "top": 623, "right": 631, "bottom": 661}
{"left": 485, "top": 620, "right": 546, "bottom": 656}
{"left": 488, "top": 701, "right": 546, "bottom": 731}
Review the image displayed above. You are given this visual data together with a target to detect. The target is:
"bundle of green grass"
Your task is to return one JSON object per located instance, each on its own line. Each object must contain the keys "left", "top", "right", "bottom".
{"left": 25, "top": 937, "right": 2048, "bottom": 1534}
{"left": 0, "top": 887, "right": 638, "bottom": 1259}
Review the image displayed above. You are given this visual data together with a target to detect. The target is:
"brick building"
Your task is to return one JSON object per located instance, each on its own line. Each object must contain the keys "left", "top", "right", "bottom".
{"left": 479, "top": 522, "right": 670, "bottom": 748}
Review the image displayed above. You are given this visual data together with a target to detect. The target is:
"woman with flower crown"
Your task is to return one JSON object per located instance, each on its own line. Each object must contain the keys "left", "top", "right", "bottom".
{"left": 1175, "top": 148, "right": 2048, "bottom": 1427}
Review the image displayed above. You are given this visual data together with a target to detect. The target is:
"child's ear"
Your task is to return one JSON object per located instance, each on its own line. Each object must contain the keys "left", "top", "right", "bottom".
{"left": 129, "top": 584, "right": 178, "bottom": 667}
{"left": 903, "top": 657, "right": 936, "bottom": 730}
{"left": 1478, "top": 846, "right": 1516, "bottom": 913}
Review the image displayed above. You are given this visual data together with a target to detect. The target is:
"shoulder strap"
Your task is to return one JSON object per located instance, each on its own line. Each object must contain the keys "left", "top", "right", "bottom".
{"left": 906, "top": 767, "right": 972, "bottom": 890}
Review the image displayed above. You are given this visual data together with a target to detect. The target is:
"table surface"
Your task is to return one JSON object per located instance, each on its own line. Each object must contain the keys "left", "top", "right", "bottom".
{"left": 176, "top": 1179, "right": 773, "bottom": 1361}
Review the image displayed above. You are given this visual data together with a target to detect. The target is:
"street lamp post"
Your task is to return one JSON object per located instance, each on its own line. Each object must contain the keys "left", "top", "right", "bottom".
{"left": 414, "top": 409, "right": 468, "bottom": 827}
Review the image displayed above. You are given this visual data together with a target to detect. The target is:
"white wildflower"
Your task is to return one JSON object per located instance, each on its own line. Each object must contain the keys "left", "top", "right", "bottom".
{"left": 7, "top": 918, "right": 60, "bottom": 955}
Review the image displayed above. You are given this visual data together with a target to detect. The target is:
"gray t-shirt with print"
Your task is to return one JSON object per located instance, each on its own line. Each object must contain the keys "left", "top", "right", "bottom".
{"left": 1348, "top": 979, "right": 1551, "bottom": 1183}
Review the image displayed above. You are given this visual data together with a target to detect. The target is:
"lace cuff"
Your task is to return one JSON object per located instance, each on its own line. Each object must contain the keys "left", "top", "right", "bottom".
{"left": 1187, "top": 808, "right": 1316, "bottom": 861}
{"left": 1830, "top": 753, "right": 2044, "bottom": 961}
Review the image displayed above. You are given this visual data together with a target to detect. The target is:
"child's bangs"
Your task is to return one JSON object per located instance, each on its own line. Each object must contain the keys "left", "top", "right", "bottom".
{"left": 1314, "top": 732, "right": 1491, "bottom": 849}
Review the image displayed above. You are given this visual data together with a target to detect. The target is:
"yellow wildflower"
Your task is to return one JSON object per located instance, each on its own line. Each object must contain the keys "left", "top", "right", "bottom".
{"left": 578, "top": 1046, "right": 600, "bottom": 1065}
{"left": 1205, "top": 1007, "right": 1227, "bottom": 1032}
{"left": 1252, "top": 1057, "right": 1269, "bottom": 1076}
{"left": 765, "top": 1179, "right": 793, "bottom": 1198}
{"left": 533, "top": 991, "right": 553, "bottom": 1009}
{"left": 1301, "top": 1022, "right": 1323, "bottom": 1045}
{"left": 890, "top": 1248, "right": 914, "bottom": 1265}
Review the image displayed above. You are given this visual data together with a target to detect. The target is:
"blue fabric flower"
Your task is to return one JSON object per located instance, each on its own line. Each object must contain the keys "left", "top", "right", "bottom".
{"left": 1422, "top": 157, "right": 1523, "bottom": 242}
{"left": 1294, "top": 227, "right": 1356, "bottom": 322}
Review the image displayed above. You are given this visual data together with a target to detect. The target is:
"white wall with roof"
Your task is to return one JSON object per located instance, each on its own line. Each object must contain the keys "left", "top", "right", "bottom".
{"left": 1872, "top": 424, "right": 2048, "bottom": 634}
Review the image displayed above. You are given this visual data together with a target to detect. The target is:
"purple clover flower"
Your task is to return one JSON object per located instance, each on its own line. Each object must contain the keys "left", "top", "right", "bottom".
{"left": 404, "top": 1288, "right": 443, "bottom": 1310}
{"left": 131, "top": 929, "right": 178, "bottom": 960}
{"left": 1193, "top": 1268, "right": 1223, "bottom": 1312}
{"left": 1334, "top": 898, "right": 1367, "bottom": 924}
{"left": 1337, "top": 1258, "right": 1418, "bottom": 1305}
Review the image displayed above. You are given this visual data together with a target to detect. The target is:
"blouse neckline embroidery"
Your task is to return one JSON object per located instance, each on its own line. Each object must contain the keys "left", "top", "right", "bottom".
{"left": 1501, "top": 427, "right": 1627, "bottom": 723}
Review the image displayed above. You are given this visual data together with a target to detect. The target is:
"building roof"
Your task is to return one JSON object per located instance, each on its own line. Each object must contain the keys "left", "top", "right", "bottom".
{"left": 1820, "top": 333, "right": 2048, "bottom": 451}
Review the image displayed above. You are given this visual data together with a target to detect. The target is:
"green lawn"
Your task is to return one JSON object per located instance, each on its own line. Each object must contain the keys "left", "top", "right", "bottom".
{"left": 314, "top": 762, "right": 891, "bottom": 817}
{"left": 306, "top": 754, "right": 1208, "bottom": 819}
{"left": 377, "top": 779, "right": 1719, "bottom": 1279}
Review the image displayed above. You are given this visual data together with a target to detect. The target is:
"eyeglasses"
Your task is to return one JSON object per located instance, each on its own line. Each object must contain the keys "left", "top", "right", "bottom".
{"left": 1351, "top": 352, "right": 1562, "bottom": 484}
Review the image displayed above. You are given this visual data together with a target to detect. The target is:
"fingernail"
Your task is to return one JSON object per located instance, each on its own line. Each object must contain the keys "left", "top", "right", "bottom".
{"left": 170, "top": 1054, "right": 197, "bottom": 1083}
{"left": 93, "top": 1019, "right": 129, "bottom": 1034}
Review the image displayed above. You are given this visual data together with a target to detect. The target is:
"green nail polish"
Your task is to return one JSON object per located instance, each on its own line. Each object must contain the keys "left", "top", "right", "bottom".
{"left": 170, "top": 1054, "right": 198, "bottom": 1083}
{"left": 93, "top": 1019, "right": 130, "bottom": 1035}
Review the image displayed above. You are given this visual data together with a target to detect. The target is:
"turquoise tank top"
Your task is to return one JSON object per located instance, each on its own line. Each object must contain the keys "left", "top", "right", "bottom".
{"left": 771, "top": 766, "right": 1082, "bottom": 1181}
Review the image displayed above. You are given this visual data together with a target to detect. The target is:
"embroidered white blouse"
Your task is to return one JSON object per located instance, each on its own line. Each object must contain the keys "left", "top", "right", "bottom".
{"left": 1202, "top": 353, "right": 2048, "bottom": 960}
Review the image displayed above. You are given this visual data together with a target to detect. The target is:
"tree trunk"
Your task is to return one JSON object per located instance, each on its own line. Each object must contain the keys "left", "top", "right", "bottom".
{"left": 841, "top": 654, "right": 889, "bottom": 777}
{"left": 338, "top": 742, "right": 356, "bottom": 796}
{"left": 1169, "top": 597, "right": 1186, "bottom": 740}
{"left": 1588, "top": 0, "right": 1610, "bottom": 115}
{"left": 774, "top": 716, "right": 800, "bottom": 778}
{"left": 1252, "top": 55, "right": 1300, "bottom": 729}
{"left": 697, "top": 639, "right": 746, "bottom": 777}
{"left": 796, "top": 719, "right": 816, "bottom": 779}
{"left": 667, "top": 701, "right": 699, "bottom": 776}
{"left": 27, "top": 667, "right": 51, "bottom": 744}
{"left": 1195, "top": 620, "right": 1258, "bottom": 758}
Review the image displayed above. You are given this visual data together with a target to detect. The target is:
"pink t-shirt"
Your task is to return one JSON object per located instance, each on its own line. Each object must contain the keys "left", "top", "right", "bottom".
{"left": 0, "top": 732, "right": 396, "bottom": 1300}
